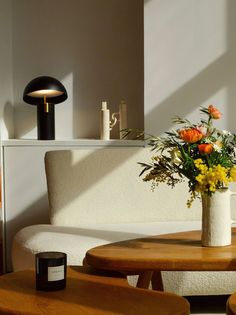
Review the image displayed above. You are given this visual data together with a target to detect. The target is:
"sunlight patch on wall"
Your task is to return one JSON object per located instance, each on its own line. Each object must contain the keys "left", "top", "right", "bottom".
{"left": 144, "top": 0, "right": 229, "bottom": 135}
{"left": 145, "top": 0, "right": 227, "bottom": 106}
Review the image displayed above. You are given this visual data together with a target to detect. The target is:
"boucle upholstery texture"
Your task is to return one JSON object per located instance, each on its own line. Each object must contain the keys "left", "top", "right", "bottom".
{"left": 13, "top": 221, "right": 200, "bottom": 268}
{"left": 45, "top": 148, "right": 203, "bottom": 225}
{"left": 12, "top": 148, "right": 236, "bottom": 296}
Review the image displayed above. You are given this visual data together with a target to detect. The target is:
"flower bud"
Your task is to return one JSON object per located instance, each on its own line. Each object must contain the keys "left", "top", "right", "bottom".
{"left": 198, "top": 143, "right": 213, "bottom": 154}
{"left": 208, "top": 105, "right": 222, "bottom": 119}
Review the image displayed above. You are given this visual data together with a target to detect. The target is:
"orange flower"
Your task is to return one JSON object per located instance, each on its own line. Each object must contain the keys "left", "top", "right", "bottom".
{"left": 198, "top": 143, "right": 213, "bottom": 154}
{"left": 179, "top": 128, "right": 203, "bottom": 143}
{"left": 208, "top": 105, "right": 222, "bottom": 119}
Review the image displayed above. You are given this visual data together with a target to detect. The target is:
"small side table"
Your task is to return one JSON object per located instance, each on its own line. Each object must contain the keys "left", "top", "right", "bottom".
{"left": 0, "top": 266, "right": 189, "bottom": 315}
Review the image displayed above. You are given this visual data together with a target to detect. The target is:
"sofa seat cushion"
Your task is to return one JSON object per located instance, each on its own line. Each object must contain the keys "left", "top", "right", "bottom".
{"left": 13, "top": 220, "right": 236, "bottom": 296}
{"left": 13, "top": 221, "right": 200, "bottom": 269}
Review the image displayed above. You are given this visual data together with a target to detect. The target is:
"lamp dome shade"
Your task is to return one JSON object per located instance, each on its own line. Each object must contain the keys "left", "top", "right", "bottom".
{"left": 23, "top": 76, "right": 68, "bottom": 105}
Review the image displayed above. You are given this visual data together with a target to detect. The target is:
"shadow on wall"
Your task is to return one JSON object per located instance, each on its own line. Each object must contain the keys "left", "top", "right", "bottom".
{"left": 12, "top": 104, "right": 36, "bottom": 138}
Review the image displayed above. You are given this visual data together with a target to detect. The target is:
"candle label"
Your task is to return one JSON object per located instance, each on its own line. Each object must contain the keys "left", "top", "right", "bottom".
{"left": 48, "top": 265, "right": 64, "bottom": 281}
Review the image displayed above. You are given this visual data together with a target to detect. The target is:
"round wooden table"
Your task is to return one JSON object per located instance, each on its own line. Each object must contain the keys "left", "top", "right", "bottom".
{"left": 0, "top": 266, "right": 189, "bottom": 315}
{"left": 86, "top": 228, "right": 236, "bottom": 289}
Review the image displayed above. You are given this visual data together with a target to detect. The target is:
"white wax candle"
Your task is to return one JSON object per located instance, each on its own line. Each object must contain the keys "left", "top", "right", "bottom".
{"left": 100, "top": 101, "right": 110, "bottom": 140}
{"left": 102, "top": 101, "right": 107, "bottom": 110}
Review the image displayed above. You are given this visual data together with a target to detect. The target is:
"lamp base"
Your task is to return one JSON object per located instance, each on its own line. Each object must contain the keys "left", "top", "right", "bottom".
{"left": 37, "top": 104, "right": 55, "bottom": 140}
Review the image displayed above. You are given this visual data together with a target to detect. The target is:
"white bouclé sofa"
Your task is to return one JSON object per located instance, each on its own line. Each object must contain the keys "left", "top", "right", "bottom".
{"left": 12, "top": 147, "right": 236, "bottom": 296}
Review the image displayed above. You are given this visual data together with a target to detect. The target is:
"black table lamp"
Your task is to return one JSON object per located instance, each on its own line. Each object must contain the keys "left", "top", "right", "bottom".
{"left": 23, "top": 76, "right": 68, "bottom": 140}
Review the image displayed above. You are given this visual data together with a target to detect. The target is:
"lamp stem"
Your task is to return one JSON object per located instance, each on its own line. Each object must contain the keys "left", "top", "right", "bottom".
{"left": 37, "top": 103, "right": 55, "bottom": 140}
{"left": 44, "top": 95, "right": 49, "bottom": 113}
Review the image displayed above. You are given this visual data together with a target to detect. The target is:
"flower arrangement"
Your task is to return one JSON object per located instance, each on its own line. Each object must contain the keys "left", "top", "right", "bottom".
{"left": 140, "top": 105, "right": 236, "bottom": 207}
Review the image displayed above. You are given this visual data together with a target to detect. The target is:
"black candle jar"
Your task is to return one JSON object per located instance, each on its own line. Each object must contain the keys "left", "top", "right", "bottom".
{"left": 36, "top": 252, "right": 67, "bottom": 291}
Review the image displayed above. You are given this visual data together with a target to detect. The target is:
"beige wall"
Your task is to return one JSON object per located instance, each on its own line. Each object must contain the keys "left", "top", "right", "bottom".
{"left": 4, "top": 0, "right": 236, "bottom": 140}
{"left": 12, "top": 0, "right": 144, "bottom": 140}
{"left": 0, "top": 0, "right": 14, "bottom": 139}
{"left": 144, "top": 0, "right": 236, "bottom": 136}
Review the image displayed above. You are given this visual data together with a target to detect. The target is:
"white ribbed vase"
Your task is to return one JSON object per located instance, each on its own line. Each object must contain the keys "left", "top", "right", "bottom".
{"left": 201, "top": 189, "right": 232, "bottom": 247}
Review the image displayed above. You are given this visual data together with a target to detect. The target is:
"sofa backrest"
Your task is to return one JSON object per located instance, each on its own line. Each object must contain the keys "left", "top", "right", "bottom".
{"left": 45, "top": 148, "right": 202, "bottom": 226}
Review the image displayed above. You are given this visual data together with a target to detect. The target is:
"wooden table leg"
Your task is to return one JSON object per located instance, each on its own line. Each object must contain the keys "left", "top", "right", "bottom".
{"left": 151, "top": 271, "right": 164, "bottom": 291}
{"left": 137, "top": 271, "right": 153, "bottom": 289}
